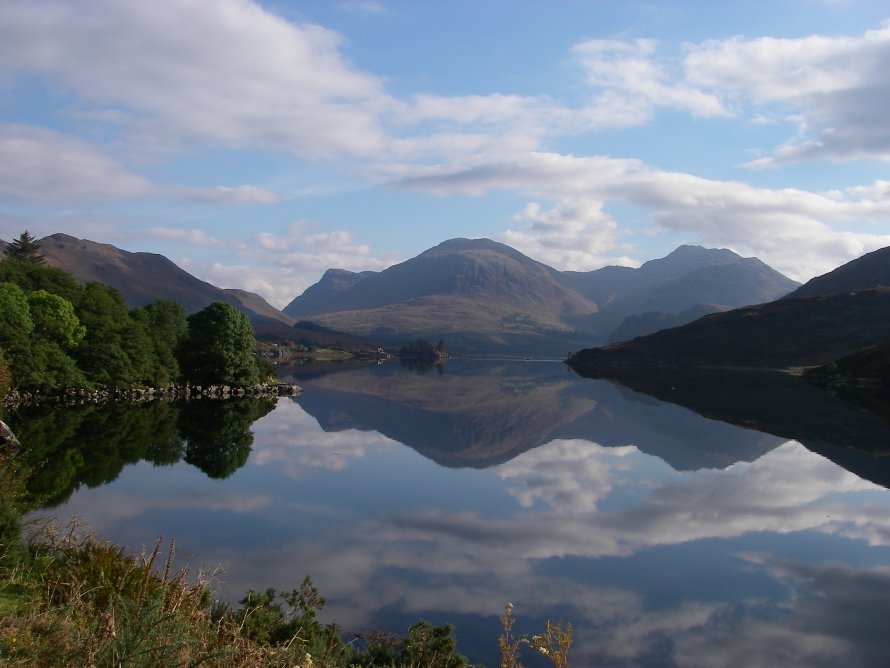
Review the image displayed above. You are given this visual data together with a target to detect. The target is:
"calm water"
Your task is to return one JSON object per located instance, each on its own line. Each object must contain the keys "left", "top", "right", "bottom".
{"left": 14, "top": 359, "right": 890, "bottom": 667}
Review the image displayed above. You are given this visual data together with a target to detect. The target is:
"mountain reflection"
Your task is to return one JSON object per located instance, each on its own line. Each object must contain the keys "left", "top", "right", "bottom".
{"left": 569, "top": 365, "right": 890, "bottom": 487}
{"left": 284, "top": 359, "right": 784, "bottom": 471}
{"left": 17, "top": 360, "right": 890, "bottom": 666}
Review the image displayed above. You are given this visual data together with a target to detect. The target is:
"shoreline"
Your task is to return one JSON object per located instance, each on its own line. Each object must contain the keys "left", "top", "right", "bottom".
{"left": 3, "top": 381, "right": 302, "bottom": 410}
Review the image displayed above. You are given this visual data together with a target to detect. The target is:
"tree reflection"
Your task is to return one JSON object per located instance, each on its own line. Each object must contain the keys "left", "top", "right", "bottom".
{"left": 7, "top": 398, "right": 276, "bottom": 506}
{"left": 178, "top": 398, "right": 276, "bottom": 479}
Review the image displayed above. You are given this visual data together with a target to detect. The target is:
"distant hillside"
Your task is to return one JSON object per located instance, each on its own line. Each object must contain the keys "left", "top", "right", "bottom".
{"left": 607, "top": 303, "right": 727, "bottom": 343}
{"left": 568, "top": 244, "right": 890, "bottom": 372}
{"left": 35, "top": 234, "right": 294, "bottom": 325}
{"left": 808, "top": 340, "right": 890, "bottom": 382}
{"left": 283, "top": 268, "right": 376, "bottom": 317}
{"left": 785, "top": 246, "right": 890, "bottom": 299}
{"left": 564, "top": 245, "right": 798, "bottom": 341}
{"left": 283, "top": 239, "right": 797, "bottom": 354}
{"left": 569, "top": 288, "right": 890, "bottom": 370}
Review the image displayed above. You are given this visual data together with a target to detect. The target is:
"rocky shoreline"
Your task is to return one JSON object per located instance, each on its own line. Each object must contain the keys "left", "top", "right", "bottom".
{"left": 3, "top": 382, "right": 302, "bottom": 410}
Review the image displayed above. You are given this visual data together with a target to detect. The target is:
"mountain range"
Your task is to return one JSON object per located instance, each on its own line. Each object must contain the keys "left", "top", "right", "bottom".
{"left": 568, "top": 244, "right": 890, "bottom": 372}
{"left": 284, "top": 238, "right": 797, "bottom": 354}
{"left": 7, "top": 232, "right": 799, "bottom": 354}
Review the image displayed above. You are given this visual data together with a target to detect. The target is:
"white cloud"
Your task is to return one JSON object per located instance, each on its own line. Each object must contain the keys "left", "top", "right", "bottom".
{"left": 684, "top": 21, "right": 890, "bottom": 163}
{"left": 174, "top": 184, "right": 280, "bottom": 205}
{"left": 142, "top": 227, "right": 225, "bottom": 247}
{"left": 0, "top": 123, "right": 280, "bottom": 206}
{"left": 0, "top": 123, "right": 155, "bottom": 203}
{"left": 499, "top": 200, "right": 638, "bottom": 271}
{"left": 395, "top": 152, "right": 890, "bottom": 280}
{"left": 573, "top": 37, "right": 729, "bottom": 121}
{"left": 178, "top": 221, "right": 397, "bottom": 308}
{"left": 0, "top": 0, "right": 391, "bottom": 159}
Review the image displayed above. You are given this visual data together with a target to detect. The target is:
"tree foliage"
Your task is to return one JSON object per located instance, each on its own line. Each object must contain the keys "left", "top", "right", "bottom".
{"left": 178, "top": 301, "right": 262, "bottom": 386}
{"left": 0, "top": 237, "right": 264, "bottom": 391}
{"left": 3, "top": 231, "right": 45, "bottom": 265}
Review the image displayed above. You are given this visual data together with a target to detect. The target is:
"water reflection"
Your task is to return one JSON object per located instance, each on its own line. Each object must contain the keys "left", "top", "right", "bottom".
{"left": 284, "top": 359, "right": 784, "bottom": 470}
{"left": 15, "top": 360, "right": 890, "bottom": 666}
{"left": 8, "top": 398, "right": 276, "bottom": 504}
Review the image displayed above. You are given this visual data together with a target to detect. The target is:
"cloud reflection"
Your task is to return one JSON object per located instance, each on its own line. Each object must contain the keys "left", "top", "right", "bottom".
{"left": 247, "top": 399, "right": 400, "bottom": 477}
{"left": 38, "top": 399, "right": 890, "bottom": 666}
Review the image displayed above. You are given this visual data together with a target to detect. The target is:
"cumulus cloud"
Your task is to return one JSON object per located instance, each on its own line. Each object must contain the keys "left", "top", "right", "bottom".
{"left": 499, "top": 200, "right": 638, "bottom": 271}
{"left": 573, "top": 38, "right": 728, "bottom": 121}
{"left": 684, "top": 21, "right": 890, "bottom": 164}
{"left": 178, "top": 221, "right": 397, "bottom": 308}
{"left": 0, "top": 123, "right": 280, "bottom": 206}
{"left": 395, "top": 152, "right": 890, "bottom": 280}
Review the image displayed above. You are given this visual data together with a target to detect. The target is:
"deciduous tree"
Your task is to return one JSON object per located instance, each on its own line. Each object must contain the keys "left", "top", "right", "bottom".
{"left": 177, "top": 301, "right": 261, "bottom": 386}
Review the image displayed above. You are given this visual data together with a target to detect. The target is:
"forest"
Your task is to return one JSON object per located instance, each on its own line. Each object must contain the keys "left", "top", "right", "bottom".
{"left": 0, "top": 232, "right": 271, "bottom": 398}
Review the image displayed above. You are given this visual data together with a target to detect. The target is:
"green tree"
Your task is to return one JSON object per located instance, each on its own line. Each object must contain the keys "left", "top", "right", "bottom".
{"left": 0, "top": 260, "right": 83, "bottom": 304}
{"left": 0, "top": 354, "right": 11, "bottom": 403}
{"left": 4, "top": 231, "right": 45, "bottom": 265}
{"left": 137, "top": 300, "right": 187, "bottom": 385}
{"left": 28, "top": 289, "right": 86, "bottom": 348}
{"left": 177, "top": 301, "right": 261, "bottom": 386}
{"left": 75, "top": 283, "right": 140, "bottom": 385}
{"left": 0, "top": 283, "right": 87, "bottom": 387}
{"left": 0, "top": 282, "right": 34, "bottom": 372}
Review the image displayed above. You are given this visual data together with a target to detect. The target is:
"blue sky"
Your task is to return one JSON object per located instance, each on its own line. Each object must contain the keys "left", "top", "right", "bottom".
{"left": 2, "top": 0, "right": 890, "bottom": 307}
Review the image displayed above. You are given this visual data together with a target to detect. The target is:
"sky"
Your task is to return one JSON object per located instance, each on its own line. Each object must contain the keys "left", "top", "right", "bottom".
{"left": 3, "top": 0, "right": 890, "bottom": 308}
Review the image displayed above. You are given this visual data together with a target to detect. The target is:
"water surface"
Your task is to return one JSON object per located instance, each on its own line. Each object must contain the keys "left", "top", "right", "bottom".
{"left": 15, "top": 359, "right": 890, "bottom": 667}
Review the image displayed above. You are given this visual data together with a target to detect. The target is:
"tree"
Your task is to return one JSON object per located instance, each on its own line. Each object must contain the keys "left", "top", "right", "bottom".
{"left": 177, "top": 301, "right": 261, "bottom": 386}
{"left": 28, "top": 290, "right": 85, "bottom": 348}
{"left": 75, "top": 283, "right": 140, "bottom": 386}
{"left": 0, "top": 259, "right": 82, "bottom": 304}
{"left": 23, "top": 290, "right": 87, "bottom": 387}
{"left": 4, "top": 231, "right": 45, "bottom": 265}
{"left": 0, "top": 282, "right": 34, "bottom": 366}
{"left": 137, "top": 300, "right": 188, "bottom": 385}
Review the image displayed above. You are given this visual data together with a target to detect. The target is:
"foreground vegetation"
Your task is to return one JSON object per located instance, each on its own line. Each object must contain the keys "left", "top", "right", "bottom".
{"left": 0, "top": 530, "right": 571, "bottom": 667}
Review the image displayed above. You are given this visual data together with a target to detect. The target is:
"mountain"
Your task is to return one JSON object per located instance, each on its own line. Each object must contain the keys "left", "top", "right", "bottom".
{"left": 35, "top": 233, "right": 294, "bottom": 325}
{"left": 283, "top": 268, "right": 376, "bottom": 317}
{"left": 568, "top": 246, "right": 890, "bottom": 372}
{"left": 565, "top": 245, "right": 798, "bottom": 340}
{"left": 785, "top": 246, "right": 890, "bottom": 300}
{"left": 569, "top": 287, "right": 890, "bottom": 370}
{"left": 283, "top": 239, "right": 797, "bottom": 354}
{"left": 285, "top": 238, "right": 600, "bottom": 354}
{"left": 607, "top": 303, "right": 727, "bottom": 344}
